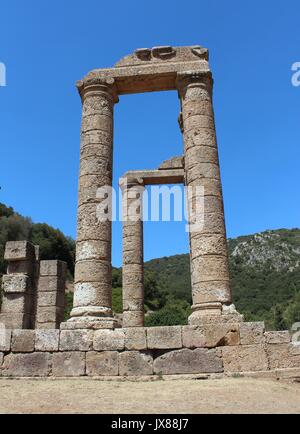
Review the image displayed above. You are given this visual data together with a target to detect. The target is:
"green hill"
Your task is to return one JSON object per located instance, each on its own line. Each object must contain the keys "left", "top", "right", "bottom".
{"left": 1, "top": 202, "right": 300, "bottom": 330}
{"left": 113, "top": 229, "right": 300, "bottom": 329}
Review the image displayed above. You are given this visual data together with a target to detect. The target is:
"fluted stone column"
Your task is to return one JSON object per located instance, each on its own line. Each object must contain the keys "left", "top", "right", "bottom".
{"left": 69, "top": 76, "right": 118, "bottom": 329}
{"left": 120, "top": 177, "right": 144, "bottom": 327}
{"left": 177, "top": 71, "right": 233, "bottom": 324}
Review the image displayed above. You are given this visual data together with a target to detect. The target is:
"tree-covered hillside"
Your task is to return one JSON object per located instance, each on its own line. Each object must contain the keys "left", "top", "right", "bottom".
{"left": 0, "top": 203, "right": 75, "bottom": 277}
{"left": 112, "top": 229, "right": 300, "bottom": 330}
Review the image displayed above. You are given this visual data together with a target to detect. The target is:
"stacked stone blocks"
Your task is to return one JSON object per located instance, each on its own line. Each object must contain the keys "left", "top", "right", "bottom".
{"left": 0, "top": 322, "right": 299, "bottom": 378}
{"left": 0, "top": 241, "right": 37, "bottom": 329}
{"left": 0, "top": 242, "right": 67, "bottom": 331}
{"left": 36, "top": 260, "right": 66, "bottom": 329}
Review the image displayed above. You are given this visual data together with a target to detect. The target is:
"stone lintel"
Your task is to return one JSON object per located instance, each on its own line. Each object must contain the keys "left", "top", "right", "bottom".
{"left": 120, "top": 169, "right": 184, "bottom": 186}
{"left": 79, "top": 46, "right": 210, "bottom": 95}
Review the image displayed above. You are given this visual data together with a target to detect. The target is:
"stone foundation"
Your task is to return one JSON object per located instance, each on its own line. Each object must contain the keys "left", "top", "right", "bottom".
{"left": 0, "top": 322, "right": 299, "bottom": 377}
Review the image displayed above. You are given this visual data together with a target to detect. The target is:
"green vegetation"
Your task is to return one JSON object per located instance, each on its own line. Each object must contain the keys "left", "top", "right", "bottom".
{"left": 1, "top": 202, "right": 300, "bottom": 330}
{"left": 0, "top": 203, "right": 75, "bottom": 277}
{"left": 111, "top": 230, "right": 300, "bottom": 329}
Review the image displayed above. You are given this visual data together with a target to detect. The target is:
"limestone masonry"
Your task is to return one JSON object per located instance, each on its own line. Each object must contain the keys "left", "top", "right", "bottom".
{"left": 0, "top": 45, "right": 299, "bottom": 378}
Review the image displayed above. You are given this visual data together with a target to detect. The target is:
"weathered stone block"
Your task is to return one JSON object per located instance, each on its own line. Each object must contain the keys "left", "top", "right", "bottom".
{"left": 191, "top": 281, "right": 231, "bottom": 304}
{"left": 124, "top": 327, "right": 147, "bottom": 350}
{"left": 4, "top": 241, "right": 35, "bottom": 261}
{"left": 222, "top": 345, "right": 268, "bottom": 372}
{"left": 94, "top": 329, "right": 125, "bottom": 351}
{"left": 72, "top": 282, "right": 111, "bottom": 308}
{"left": 0, "top": 352, "right": 3, "bottom": 366}
{"left": 154, "top": 348, "right": 223, "bottom": 375}
{"left": 40, "top": 260, "right": 66, "bottom": 277}
{"left": 80, "top": 130, "right": 111, "bottom": 148}
{"left": 35, "top": 330, "right": 60, "bottom": 352}
{"left": 0, "top": 327, "right": 11, "bottom": 351}
{"left": 52, "top": 352, "right": 85, "bottom": 376}
{"left": 119, "top": 351, "right": 153, "bottom": 376}
{"left": 264, "top": 331, "right": 291, "bottom": 344}
{"left": 60, "top": 317, "right": 116, "bottom": 330}
{"left": 81, "top": 114, "right": 113, "bottom": 134}
{"left": 60, "top": 330, "right": 93, "bottom": 351}
{"left": 76, "top": 240, "right": 110, "bottom": 261}
{"left": 77, "top": 208, "right": 111, "bottom": 242}
{"left": 36, "top": 307, "right": 61, "bottom": 324}
{"left": 2, "top": 353, "right": 52, "bottom": 377}
{"left": 123, "top": 250, "right": 143, "bottom": 266}
{"left": 11, "top": 330, "right": 35, "bottom": 352}
{"left": 240, "top": 322, "right": 265, "bottom": 345}
{"left": 74, "top": 259, "right": 110, "bottom": 283}
{"left": 1, "top": 274, "right": 30, "bottom": 293}
{"left": 182, "top": 326, "right": 206, "bottom": 348}
{"left": 266, "top": 343, "right": 300, "bottom": 369}
{"left": 37, "top": 291, "right": 65, "bottom": 307}
{"left": 191, "top": 255, "right": 229, "bottom": 282}
{"left": 203, "top": 323, "right": 240, "bottom": 348}
{"left": 1, "top": 293, "right": 33, "bottom": 314}
{"left": 7, "top": 260, "right": 34, "bottom": 275}
{"left": 38, "top": 276, "right": 65, "bottom": 292}
{"left": 35, "top": 322, "right": 57, "bottom": 330}
{"left": 122, "top": 311, "right": 144, "bottom": 328}
{"left": 86, "top": 351, "right": 118, "bottom": 376}
{"left": 191, "top": 234, "right": 228, "bottom": 257}
{"left": 147, "top": 326, "right": 182, "bottom": 350}
{"left": 123, "top": 299, "right": 144, "bottom": 311}
{"left": 0, "top": 313, "right": 31, "bottom": 330}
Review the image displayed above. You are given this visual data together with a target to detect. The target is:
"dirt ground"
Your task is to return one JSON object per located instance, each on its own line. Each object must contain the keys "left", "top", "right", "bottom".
{"left": 0, "top": 377, "right": 299, "bottom": 414}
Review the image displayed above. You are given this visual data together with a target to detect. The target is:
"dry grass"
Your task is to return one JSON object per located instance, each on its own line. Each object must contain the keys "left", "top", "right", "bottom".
{"left": 0, "top": 377, "right": 300, "bottom": 414}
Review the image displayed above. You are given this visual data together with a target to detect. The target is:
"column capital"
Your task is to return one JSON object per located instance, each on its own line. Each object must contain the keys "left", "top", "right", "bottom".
{"left": 76, "top": 75, "right": 119, "bottom": 103}
{"left": 119, "top": 176, "right": 144, "bottom": 191}
{"left": 176, "top": 70, "right": 213, "bottom": 97}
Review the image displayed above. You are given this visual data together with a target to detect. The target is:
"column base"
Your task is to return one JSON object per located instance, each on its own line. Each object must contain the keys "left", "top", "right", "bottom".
{"left": 60, "top": 316, "right": 119, "bottom": 330}
{"left": 188, "top": 303, "right": 244, "bottom": 325}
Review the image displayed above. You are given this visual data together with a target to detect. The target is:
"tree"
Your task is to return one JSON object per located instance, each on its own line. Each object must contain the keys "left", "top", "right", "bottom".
{"left": 272, "top": 304, "right": 287, "bottom": 331}
{"left": 145, "top": 298, "right": 191, "bottom": 327}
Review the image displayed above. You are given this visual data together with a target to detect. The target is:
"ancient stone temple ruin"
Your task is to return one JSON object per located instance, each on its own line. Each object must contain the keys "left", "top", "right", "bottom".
{"left": 0, "top": 45, "right": 299, "bottom": 378}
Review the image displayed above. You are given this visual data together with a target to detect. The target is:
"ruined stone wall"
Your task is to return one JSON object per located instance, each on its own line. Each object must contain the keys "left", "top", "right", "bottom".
{"left": 36, "top": 260, "right": 66, "bottom": 329}
{"left": 0, "top": 242, "right": 67, "bottom": 330}
{"left": 0, "top": 241, "right": 38, "bottom": 329}
{"left": 0, "top": 322, "right": 299, "bottom": 378}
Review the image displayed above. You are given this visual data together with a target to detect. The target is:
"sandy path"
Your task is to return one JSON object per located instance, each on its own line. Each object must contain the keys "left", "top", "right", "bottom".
{"left": 0, "top": 377, "right": 299, "bottom": 414}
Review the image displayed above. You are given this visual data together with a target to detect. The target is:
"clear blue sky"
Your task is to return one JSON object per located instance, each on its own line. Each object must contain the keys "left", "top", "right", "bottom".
{"left": 0, "top": 1, "right": 299, "bottom": 266}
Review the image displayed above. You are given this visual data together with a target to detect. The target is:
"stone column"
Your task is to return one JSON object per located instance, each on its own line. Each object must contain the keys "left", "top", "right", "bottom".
{"left": 120, "top": 177, "right": 144, "bottom": 327}
{"left": 177, "top": 71, "right": 234, "bottom": 324}
{"left": 69, "top": 76, "right": 119, "bottom": 329}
